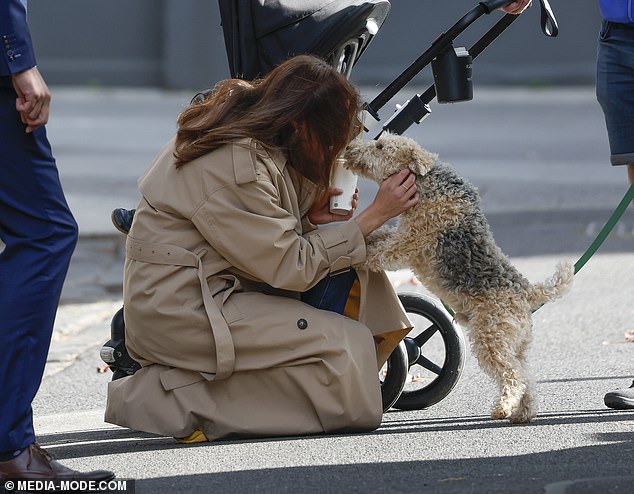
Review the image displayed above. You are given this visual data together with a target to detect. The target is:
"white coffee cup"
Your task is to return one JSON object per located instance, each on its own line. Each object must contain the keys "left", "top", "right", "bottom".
{"left": 329, "top": 158, "right": 358, "bottom": 215}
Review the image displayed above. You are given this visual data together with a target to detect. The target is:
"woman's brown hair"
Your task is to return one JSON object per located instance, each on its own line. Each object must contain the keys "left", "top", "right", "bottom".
{"left": 173, "top": 55, "right": 362, "bottom": 188}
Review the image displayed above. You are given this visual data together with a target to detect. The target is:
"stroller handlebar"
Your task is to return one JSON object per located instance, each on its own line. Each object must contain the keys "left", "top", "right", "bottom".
{"left": 481, "top": 0, "right": 559, "bottom": 37}
{"left": 367, "top": 0, "right": 558, "bottom": 118}
{"left": 367, "top": 0, "right": 559, "bottom": 138}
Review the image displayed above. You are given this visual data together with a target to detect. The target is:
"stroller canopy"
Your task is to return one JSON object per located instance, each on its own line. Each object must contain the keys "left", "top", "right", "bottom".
{"left": 218, "top": 0, "right": 390, "bottom": 79}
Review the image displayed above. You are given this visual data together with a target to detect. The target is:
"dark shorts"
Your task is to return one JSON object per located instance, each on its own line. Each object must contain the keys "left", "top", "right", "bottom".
{"left": 596, "top": 20, "right": 634, "bottom": 166}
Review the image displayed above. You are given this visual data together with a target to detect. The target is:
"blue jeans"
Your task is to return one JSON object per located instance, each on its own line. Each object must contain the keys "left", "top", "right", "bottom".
{"left": 301, "top": 270, "right": 358, "bottom": 315}
{"left": 596, "top": 20, "right": 634, "bottom": 166}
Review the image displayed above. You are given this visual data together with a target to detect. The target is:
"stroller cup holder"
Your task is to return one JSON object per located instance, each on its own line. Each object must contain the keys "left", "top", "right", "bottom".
{"left": 432, "top": 44, "right": 473, "bottom": 104}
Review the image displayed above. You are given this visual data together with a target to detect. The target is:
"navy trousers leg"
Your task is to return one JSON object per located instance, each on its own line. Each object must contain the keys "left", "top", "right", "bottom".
{"left": 0, "top": 80, "right": 78, "bottom": 454}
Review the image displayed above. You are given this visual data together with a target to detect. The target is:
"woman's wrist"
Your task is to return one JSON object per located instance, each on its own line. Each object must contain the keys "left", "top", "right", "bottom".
{"left": 354, "top": 203, "right": 389, "bottom": 237}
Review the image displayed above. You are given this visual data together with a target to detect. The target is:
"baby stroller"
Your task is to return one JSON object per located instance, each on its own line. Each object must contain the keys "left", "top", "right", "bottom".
{"left": 101, "top": 0, "right": 559, "bottom": 412}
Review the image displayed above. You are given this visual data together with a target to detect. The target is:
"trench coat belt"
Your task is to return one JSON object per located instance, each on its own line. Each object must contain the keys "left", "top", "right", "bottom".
{"left": 126, "top": 237, "right": 236, "bottom": 381}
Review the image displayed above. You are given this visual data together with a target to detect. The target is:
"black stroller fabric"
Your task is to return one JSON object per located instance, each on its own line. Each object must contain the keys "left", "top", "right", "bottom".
{"left": 218, "top": 0, "right": 390, "bottom": 79}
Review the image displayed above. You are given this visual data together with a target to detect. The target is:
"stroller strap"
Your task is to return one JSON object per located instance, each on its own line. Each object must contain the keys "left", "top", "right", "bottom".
{"left": 537, "top": 0, "right": 558, "bottom": 37}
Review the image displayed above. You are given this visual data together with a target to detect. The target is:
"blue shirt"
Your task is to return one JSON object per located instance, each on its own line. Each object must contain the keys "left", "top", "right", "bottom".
{"left": 600, "top": 0, "right": 634, "bottom": 25}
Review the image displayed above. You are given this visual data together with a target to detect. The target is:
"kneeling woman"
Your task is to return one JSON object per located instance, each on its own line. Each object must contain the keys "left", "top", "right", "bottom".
{"left": 105, "top": 55, "right": 419, "bottom": 441}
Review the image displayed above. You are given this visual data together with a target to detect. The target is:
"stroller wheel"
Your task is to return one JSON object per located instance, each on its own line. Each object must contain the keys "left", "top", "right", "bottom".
{"left": 393, "top": 292, "right": 466, "bottom": 410}
{"left": 380, "top": 340, "right": 408, "bottom": 411}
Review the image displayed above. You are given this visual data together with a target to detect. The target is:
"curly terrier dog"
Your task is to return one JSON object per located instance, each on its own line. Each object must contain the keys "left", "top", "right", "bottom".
{"left": 343, "top": 132, "right": 574, "bottom": 423}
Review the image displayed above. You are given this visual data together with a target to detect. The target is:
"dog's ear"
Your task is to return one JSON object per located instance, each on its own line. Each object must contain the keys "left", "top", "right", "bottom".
{"left": 405, "top": 144, "right": 436, "bottom": 176}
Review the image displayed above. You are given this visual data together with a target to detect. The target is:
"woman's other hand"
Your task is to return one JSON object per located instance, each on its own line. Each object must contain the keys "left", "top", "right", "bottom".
{"left": 307, "top": 187, "right": 359, "bottom": 225}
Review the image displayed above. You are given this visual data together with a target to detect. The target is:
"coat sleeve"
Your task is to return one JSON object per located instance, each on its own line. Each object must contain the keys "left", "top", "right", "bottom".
{"left": 0, "top": 0, "right": 37, "bottom": 76}
{"left": 191, "top": 173, "right": 367, "bottom": 292}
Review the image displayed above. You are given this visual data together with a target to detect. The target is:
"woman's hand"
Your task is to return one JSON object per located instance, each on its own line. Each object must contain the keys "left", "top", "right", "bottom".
{"left": 501, "top": 0, "right": 531, "bottom": 15}
{"left": 355, "top": 169, "right": 419, "bottom": 237}
{"left": 307, "top": 187, "right": 358, "bottom": 225}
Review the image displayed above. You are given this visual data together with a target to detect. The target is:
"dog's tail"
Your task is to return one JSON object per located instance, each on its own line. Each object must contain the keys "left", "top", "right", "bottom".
{"left": 527, "top": 260, "right": 574, "bottom": 310}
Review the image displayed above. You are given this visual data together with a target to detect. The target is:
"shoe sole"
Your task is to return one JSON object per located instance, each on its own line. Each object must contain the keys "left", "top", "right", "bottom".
{"left": 111, "top": 209, "right": 132, "bottom": 235}
{"left": 604, "top": 396, "right": 634, "bottom": 410}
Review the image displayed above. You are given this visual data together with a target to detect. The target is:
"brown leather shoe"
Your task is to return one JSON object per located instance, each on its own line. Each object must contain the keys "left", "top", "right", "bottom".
{"left": 0, "top": 443, "right": 114, "bottom": 481}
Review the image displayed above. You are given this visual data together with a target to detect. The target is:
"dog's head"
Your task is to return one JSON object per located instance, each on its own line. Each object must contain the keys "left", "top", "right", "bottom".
{"left": 343, "top": 132, "right": 437, "bottom": 182}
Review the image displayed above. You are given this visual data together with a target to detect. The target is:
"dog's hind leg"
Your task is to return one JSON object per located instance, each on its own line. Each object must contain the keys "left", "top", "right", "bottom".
{"left": 508, "top": 328, "right": 537, "bottom": 424}
{"left": 510, "top": 378, "right": 536, "bottom": 423}
{"left": 468, "top": 316, "right": 534, "bottom": 423}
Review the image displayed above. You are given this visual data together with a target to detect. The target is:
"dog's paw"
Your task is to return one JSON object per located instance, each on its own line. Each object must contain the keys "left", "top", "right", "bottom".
{"left": 509, "top": 394, "right": 537, "bottom": 424}
{"left": 365, "top": 249, "right": 409, "bottom": 272}
{"left": 509, "top": 406, "right": 535, "bottom": 424}
{"left": 364, "top": 251, "right": 385, "bottom": 272}
{"left": 491, "top": 403, "right": 512, "bottom": 420}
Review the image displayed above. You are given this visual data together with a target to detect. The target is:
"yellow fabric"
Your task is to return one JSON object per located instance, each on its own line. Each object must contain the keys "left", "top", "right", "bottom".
{"left": 176, "top": 429, "right": 208, "bottom": 444}
{"left": 373, "top": 328, "right": 410, "bottom": 368}
{"left": 343, "top": 278, "right": 408, "bottom": 368}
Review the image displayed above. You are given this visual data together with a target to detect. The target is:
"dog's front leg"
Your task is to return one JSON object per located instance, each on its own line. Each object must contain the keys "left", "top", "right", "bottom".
{"left": 365, "top": 226, "right": 409, "bottom": 272}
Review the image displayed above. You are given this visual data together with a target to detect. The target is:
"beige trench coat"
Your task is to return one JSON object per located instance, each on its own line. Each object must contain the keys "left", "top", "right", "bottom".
{"left": 105, "top": 137, "right": 411, "bottom": 441}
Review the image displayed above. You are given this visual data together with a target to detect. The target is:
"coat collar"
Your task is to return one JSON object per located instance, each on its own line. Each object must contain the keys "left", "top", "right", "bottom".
{"left": 252, "top": 139, "right": 288, "bottom": 174}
